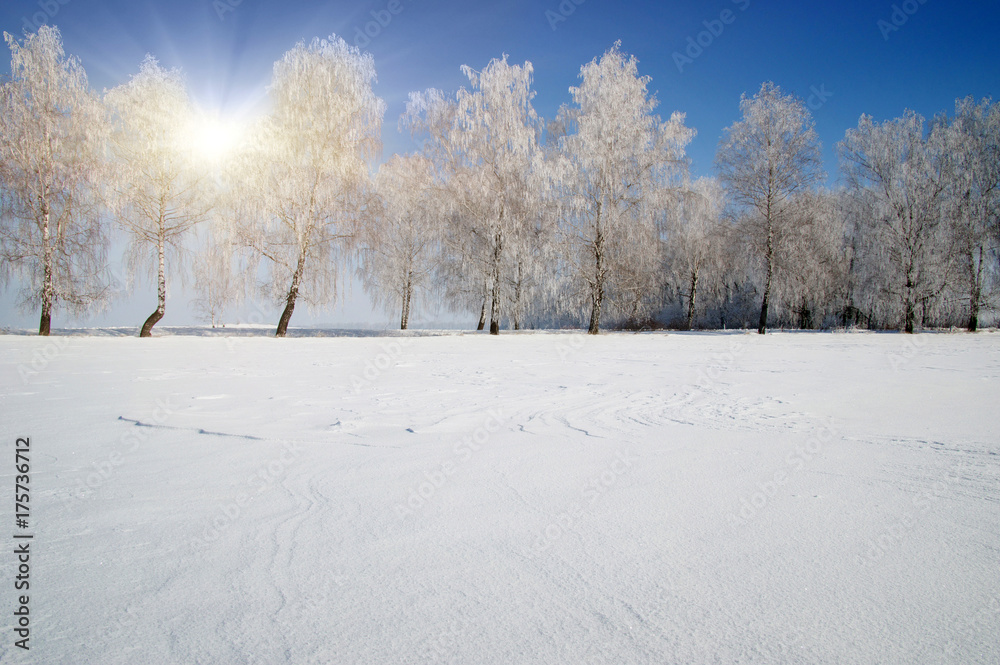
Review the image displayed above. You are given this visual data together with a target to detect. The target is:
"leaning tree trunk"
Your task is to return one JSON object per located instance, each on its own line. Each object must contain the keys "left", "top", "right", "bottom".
{"left": 686, "top": 268, "right": 699, "bottom": 331}
{"left": 39, "top": 208, "right": 54, "bottom": 336}
{"left": 140, "top": 229, "right": 167, "bottom": 338}
{"left": 489, "top": 228, "right": 503, "bottom": 336}
{"left": 275, "top": 251, "right": 307, "bottom": 338}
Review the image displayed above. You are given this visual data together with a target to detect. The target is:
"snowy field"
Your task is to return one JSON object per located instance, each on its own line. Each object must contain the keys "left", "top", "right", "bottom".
{"left": 1, "top": 329, "right": 998, "bottom": 664}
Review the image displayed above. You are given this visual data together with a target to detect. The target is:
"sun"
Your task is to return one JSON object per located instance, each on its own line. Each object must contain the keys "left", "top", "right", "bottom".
{"left": 187, "top": 112, "right": 243, "bottom": 164}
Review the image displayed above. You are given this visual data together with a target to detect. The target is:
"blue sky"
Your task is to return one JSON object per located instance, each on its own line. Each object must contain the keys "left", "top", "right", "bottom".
{"left": 2, "top": 0, "right": 999, "bottom": 328}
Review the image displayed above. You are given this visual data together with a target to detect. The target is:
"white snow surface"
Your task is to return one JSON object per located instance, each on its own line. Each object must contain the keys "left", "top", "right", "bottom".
{"left": 1, "top": 329, "right": 998, "bottom": 664}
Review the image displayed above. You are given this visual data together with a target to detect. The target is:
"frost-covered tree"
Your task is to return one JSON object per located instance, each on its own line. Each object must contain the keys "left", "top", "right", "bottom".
{"left": 840, "top": 111, "right": 949, "bottom": 333}
{"left": 359, "top": 154, "right": 441, "bottom": 330}
{"left": 556, "top": 43, "right": 693, "bottom": 333}
{"left": 400, "top": 89, "right": 488, "bottom": 327}
{"left": 403, "top": 56, "right": 543, "bottom": 334}
{"left": 778, "top": 190, "right": 849, "bottom": 329}
{"left": 227, "top": 36, "right": 384, "bottom": 337}
{"left": 663, "top": 177, "right": 727, "bottom": 329}
{"left": 104, "top": 56, "right": 213, "bottom": 337}
{"left": 938, "top": 97, "right": 1000, "bottom": 331}
{"left": 0, "top": 27, "right": 109, "bottom": 335}
{"left": 716, "top": 81, "right": 825, "bottom": 335}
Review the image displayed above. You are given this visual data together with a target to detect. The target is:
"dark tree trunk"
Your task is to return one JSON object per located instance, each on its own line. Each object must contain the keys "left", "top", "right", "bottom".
{"left": 967, "top": 246, "right": 983, "bottom": 332}
{"left": 140, "top": 230, "right": 167, "bottom": 338}
{"left": 686, "top": 268, "right": 699, "bottom": 331}
{"left": 140, "top": 309, "right": 164, "bottom": 338}
{"left": 39, "top": 208, "right": 53, "bottom": 336}
{"left": 757, "top": 255, "right": 772, "bottom": 335}
{"left": 400, "top": 274, "right": 412, "bottom": 330}
{"left": 276, "top": 252, "right": 307, "bottom": 338}
{"left": 757, "top": 292, "right": 770, "bottom": 335}
{"left": 904, "top": 281, "right": 915, "bottom": 334}
{"left": 902, "top": 250, "right": 917, "bottom": 333}
{"left": 967, "top": 302, "right": 979, "bottom": 333}
{"left": 757, "top": 219, "right": 774, "bottom": 335}
{"left": 38, "top": 302, "right": 51, "bottom": 337}
{"left": 797, "top": 301, "right": 813, "bottom": 330}
{"left": 489, "top": 229, "right": 503, "bottom": 336}
{"left": 588, "top": 209, "right": 604, "bottom": 335}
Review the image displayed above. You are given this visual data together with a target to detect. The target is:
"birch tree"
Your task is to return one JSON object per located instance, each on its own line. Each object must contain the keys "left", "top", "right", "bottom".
{"left": 716, "top": 81, "right": 824, "bottom": 335}
{"left": 0, "top": 26, "right": 109, "bottom": 335}
{"left": 778, "top": 190, "right": 849, "bottom": 328}
{"left": 556, "top": 43, "right": 693, "bottom": 333}
{"left": 839, "top": 111, "right": 948, "bottom": 333}
{"left": 104, "top": 56, "right": 213, "bottom": 336}
{"left": 403, "top": 56, "right": 543, "bottom": 334}
{"left": 358, "top": 154, "right": 441, "bottom": 329}
{"left": 938, "top": 97, "right": 1000, "bottom": 331}
{"left": 664, "top": 177, "right": 727, "bottom": 329}
{"left": 228, "top": 36, "right": 384, "bottom": 337}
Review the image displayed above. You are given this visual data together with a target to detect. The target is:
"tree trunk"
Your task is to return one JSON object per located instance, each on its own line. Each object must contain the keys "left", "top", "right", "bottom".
{"left": 757, "top": 232, "right": 773, "bottom": 335}
{"left": 686, "top": 268, "right": 699, "bottom": 331}
{"left": 588, "top": 208, "right": 604, "bottom": 335}
{"left": 903, "top": 271, "right": 915, "bottom": 334}
{"left": 798, "top": 297, "right": 813, "bottom": 330}
{"left": 276, "top": 252, "right": 307, "bottom": 338}
{"left": 140, "top": 230, "right": 167, "bottom": 338}
{"left": 400, "top": 273, "right": 412, "bottom": 330}
{"left": 513, "top": 260, "right": 523, "bottom": 331}
{"left": 476, "top": 295, "right": 487, "bottom": 331}
{"left": 967, "top": 245, "right": 983, "bottom": 332}
{"left": 489, "top": 229, "right": 503, "bottom": 336}
{"left": 39, "top": 208, "right": 53, "bottom": 336}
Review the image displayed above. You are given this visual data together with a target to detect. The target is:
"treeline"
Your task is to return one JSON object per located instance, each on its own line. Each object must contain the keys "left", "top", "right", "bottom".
{"left": 1, "top": 27, "right": 997, "bottom": 336}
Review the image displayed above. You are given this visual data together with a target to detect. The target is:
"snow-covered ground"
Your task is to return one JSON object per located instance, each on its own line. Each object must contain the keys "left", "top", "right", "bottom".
{"left": 1, "top": 329, "right": 998, "bottom": 664}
